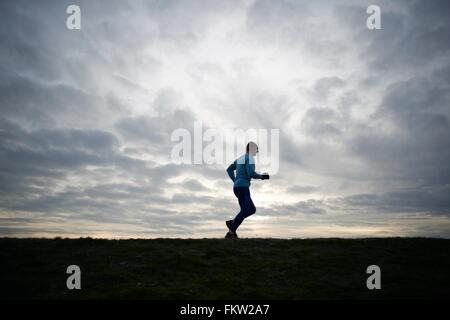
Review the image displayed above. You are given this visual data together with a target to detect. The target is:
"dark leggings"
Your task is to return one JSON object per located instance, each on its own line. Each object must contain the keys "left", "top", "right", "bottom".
{"left": 231, "top": 187, "right": 256, "bottom": 232}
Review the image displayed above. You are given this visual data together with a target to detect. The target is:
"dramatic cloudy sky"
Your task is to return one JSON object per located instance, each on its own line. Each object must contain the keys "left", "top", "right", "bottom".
{"left": 1, "top": 0, "right": 449, "bottom": 238}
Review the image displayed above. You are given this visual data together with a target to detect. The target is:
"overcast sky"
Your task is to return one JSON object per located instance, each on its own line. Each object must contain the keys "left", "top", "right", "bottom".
{"left": 0, "top": 0, "right": 449, "bottom": 238}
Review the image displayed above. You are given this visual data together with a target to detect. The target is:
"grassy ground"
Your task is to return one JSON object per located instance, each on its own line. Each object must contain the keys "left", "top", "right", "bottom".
{"left": 0, "top": 237, "right": 449, "bottom": 299}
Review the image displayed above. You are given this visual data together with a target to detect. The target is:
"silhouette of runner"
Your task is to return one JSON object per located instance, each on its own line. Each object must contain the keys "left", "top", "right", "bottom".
{"left": 225, "top": 141, "right": 270, "bottom": 239}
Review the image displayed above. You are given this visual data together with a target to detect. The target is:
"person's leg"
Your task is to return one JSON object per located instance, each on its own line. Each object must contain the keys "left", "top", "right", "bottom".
{"left": 231, "top": 187, "right": 256, "bottom": 232}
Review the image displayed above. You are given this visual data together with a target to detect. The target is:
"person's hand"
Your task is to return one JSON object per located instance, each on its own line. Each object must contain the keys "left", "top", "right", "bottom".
{"left": 262, "top": 173, "right": 270, "bottom": 180}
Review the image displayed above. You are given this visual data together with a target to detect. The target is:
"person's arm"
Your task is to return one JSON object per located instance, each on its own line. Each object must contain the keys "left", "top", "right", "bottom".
{"left": 226, "top": 161, "right": 236, "bottom": 182}
{"left": 246, "top": 160, "right": 263, "bottom": 179}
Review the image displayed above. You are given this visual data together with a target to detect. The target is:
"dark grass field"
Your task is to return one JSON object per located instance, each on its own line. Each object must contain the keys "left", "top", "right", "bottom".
{"left": 1, "top": 237, "right": 449, "bottom": 299}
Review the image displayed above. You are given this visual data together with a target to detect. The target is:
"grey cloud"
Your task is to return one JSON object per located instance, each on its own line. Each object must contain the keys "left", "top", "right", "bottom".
{"left": 116, "top": 108, "right": 195, "bottom": 145}
{"left": 115, "top": 88, "right": 197, "bottom": 150}
{"left": 182, "top": 179, "right": 209, "bottom": 191}
{"left": 170, "top": 193, "right": 214, "bottom": 206}
{"left": 369, "top": 9, "right": 450, "bottom": 71}
{"left": 334, "top": 0, "right": 450, "bottom": 72}
{"left": 301, "top": 107, "right": 342, "bottom": 137}
{"left": 0, "top": 73, "right": 115, "bottom": 129}
{"left": 0, "top": 119, "right": 120, "bottom": 170}
{"left": 262, "top": 199, "right": 327, "bottom": 216}
{"left": 0, "top": 118, "right": 190, "bottom": 220}
{"left": 334, "top": 187, "right": 450, "bottom": 215}
{"left": 144, "top": 0, "right": 239, "bottom": 44}
{"left": 350, "top": 71, "right": 450, "bottom": 186}
{"left": 287, "top": 185, "right": 319, "bottom": 194}
{"left": 313, "top": 77, "right": 346, "bottom": 99}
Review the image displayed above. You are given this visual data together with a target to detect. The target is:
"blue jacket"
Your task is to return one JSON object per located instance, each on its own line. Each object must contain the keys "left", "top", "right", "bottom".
{"left": 226, "top": 153, "right": 263, "bottom": 187}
